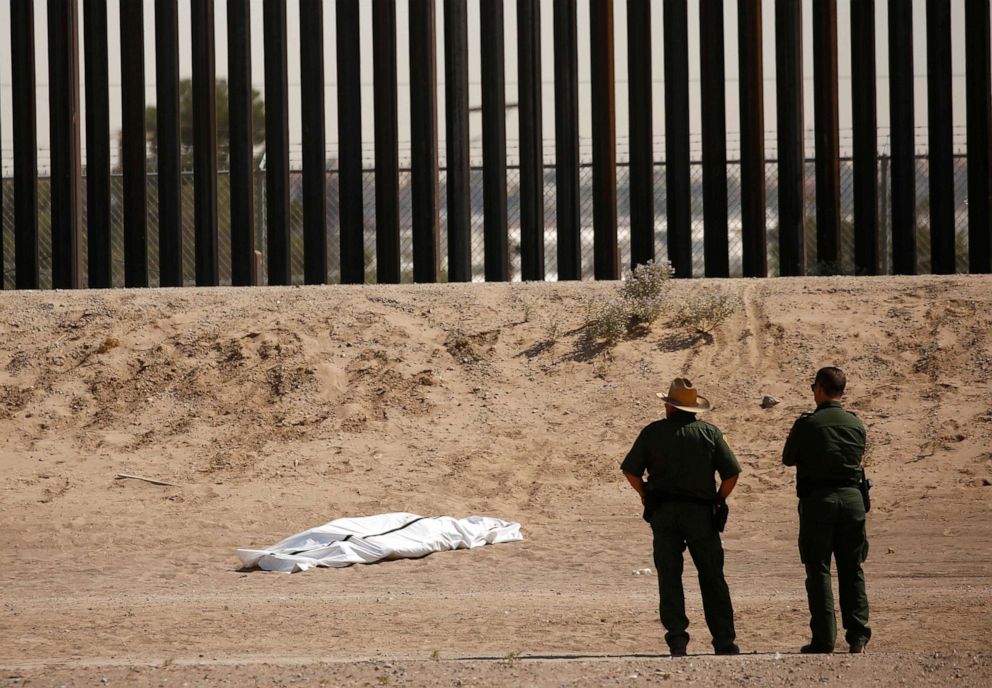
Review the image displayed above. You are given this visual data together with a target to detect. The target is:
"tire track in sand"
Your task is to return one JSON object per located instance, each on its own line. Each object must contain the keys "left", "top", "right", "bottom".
{"left": 684, "top": 283, "right": 772, "bottom": 390}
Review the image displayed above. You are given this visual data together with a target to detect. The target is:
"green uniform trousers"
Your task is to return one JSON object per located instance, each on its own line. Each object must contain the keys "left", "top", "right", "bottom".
{"left": 650, "top": 502, "right": 736, "bottom": 651}
{"left": 799, "top": 487, "right": 872, "bottom": 649}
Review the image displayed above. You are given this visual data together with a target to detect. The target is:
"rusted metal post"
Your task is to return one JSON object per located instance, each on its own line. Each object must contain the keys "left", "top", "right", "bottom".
{"left": 410, "top": 0, "right": 441, "bottom": 283}
{"left": 48, "top": 0, "right": 84, "bottom": 289}
{"left": 156, "top": 0, "right": 183, "bottom": 287}
{"left": 228, "top": 0, "right": 256, "bottom": 286}
{"left": 518, "top": 0, "right": 545, "bottom": 281}
{"left": 373, "top": 0, "right": 401, "bottom": 283}
{"left": 336, "top": 0, "right": 364, "bottom": 284}
{"left": 776, "top": 0, "right": 805, "bottom": 276}
{"left": 264, "top": 0, "right": 291, "bottom": 285}
{"left": 851, "top": 0, "right": 878, "bottom": 275}
{"left": 192, "top": 0, "right": 219, "bottom": 286}
{"left": 444, "top": 0, "right": 472, "bottom": 282}
{"left": 967, "top": 0, "right": 992, "bottom": 273}
{"left": 553, "top": 0, "right": 580, "bottom": 280}
{"left": 812, "top": 0, "right": 840, "bottom": 273}
{"left": 927, "top": 0, "right": 954, "bottom": 274}
{"left": 301, "top": 0, "right": 327, "bottom": 284}
{"left": 83, "top": 0, "right": 112, "bottom": 288}
{"left": 889, "top": 0, "right": 917, "bottom": 274}
{"left": 700, "top": 0, "right": 728, "bottom": 277}
{"left": 739, "top": 0, "right": 766, "bottom": 277}
{"left": 120, "top": 0, "right": 147, "bottom": 287}
{"left": 12, "top": 0, "right": 39, "bottom": 289}
{"left": 628, "top": 0, "right": 653, "bottom": 272}
{"left": 664, "top": 0, "right": 691, "bottom": 277}
{"left": 590, "top": 0, "right": 618, "bottom": 280}
{"left": 481, "top": 0, "right": 509, "bottom": 282}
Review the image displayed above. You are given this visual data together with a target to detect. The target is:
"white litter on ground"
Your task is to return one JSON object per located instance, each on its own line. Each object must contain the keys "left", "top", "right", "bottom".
{"left": 237, "top": 512, "right": 524, "bottom": 573}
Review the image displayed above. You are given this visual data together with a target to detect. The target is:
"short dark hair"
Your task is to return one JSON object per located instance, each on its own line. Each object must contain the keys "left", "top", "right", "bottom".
{"left": 815, "top": 367, "right": 847, "bottom": 397}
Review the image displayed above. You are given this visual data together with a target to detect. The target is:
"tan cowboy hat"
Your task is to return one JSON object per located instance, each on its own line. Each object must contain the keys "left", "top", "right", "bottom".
{"left": 656, "top": 377, "right": 712, "bottom": 412}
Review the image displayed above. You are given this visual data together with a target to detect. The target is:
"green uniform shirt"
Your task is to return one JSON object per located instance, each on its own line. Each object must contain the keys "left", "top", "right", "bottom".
{"left": 621, "top": 411, "right": 742, "bottom": 501}
{"left": 783, "top": 400, "right": 867, "bottom": 497}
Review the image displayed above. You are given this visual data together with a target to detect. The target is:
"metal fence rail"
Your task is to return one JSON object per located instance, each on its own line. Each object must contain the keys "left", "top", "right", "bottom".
{"left": 1, "top": 152, "right": 970, "bottom": 289}
{"left": 1, "top": 1, "right": 988, "bottom": 290}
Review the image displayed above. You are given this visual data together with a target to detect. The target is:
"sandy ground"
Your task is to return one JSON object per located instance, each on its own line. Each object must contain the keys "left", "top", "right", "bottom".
{"left": 1, "top": 275, "right": 991, "bottom": 687}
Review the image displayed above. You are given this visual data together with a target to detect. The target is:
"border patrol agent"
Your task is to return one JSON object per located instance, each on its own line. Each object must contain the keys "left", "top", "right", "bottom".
{"left": 783, "top": 366, "right": 872, "bottom": 654}
{"left": 622, "top": 378, "right": 741, "bottom": 657}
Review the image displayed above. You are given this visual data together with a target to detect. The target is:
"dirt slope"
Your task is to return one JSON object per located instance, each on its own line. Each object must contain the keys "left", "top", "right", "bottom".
{"left": 1, "top": 276, "right": 991, "bottom": 686}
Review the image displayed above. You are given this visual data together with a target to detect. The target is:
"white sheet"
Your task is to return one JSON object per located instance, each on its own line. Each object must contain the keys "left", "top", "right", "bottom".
{"left": 236, "top": 512, "right": 524, "bottom": 573}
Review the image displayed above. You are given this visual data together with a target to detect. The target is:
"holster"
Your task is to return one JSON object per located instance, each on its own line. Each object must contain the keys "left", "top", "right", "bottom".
{"left": 712, "top": 497, "right": 729, "bottom": 532}
{"left": 641, "top": 487, "right": 727, "bottom": 532}
{"left": 641, "top": 489, "right": 661, "bottom": 523}
{"left": 859, "top": 476, "right": 873, "bottom": 513}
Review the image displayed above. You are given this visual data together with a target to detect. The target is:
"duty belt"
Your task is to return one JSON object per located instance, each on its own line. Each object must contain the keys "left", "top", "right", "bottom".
{"left": 797, "top": 477, "right": 860, "bottom": 498}
{"left": 649, "top": 492, "right": 716, "bottom": 507}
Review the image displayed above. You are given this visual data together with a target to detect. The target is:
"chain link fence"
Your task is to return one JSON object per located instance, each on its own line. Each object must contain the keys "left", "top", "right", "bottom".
{"left": 0, "top": 151, "right": 974, "bottom": 289}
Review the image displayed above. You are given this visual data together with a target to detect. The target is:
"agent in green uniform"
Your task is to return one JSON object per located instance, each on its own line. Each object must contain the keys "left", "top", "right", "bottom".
{"left": 783, "top": 366, "right": 871, "bottom": 654}
{"left": 622, "top": 378, "right": 742, "bottom": 657}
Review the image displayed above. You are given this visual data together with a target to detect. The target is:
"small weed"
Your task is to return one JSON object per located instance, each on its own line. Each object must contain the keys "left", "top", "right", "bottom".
{"left": 511, "top": 288, "right": 534, "bottom": 323}
{"left": 430, "top": 649, "right": 441, "bottom": 662}
{"left": 585, "top": 260, "right": 674, "bottom": 346}
{"left": 544, "top": 309, "right": 565, "bottom": 343}
{"left": 673, "top": 290, "right": 741, "bottom": 335}
{"left": 585, "top": 298, "right": 630, "bottom": 345}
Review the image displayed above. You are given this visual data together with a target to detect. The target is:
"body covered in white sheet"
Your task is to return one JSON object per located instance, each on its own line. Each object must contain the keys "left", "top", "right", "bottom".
{"left": 237, "top": 512, "right": 523, "bottom": 573}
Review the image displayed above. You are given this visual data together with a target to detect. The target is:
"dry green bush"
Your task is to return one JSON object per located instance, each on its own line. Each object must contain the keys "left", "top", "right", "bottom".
{"left": 585, "top": 298, "right": 630, "bottom": 344}
{"left": 673, "top": 290, "right": 742, "bottom": 334}
{"left": 619, "top": 260, "right": 673, "bottom": 326}
{"left": 585, "top": 260, "right": 674, "bottom": 344}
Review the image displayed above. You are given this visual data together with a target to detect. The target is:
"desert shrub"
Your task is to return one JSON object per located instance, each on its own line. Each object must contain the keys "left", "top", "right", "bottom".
{"left": 585, "top": 260, "right": 674, "bottom": 345}
{"left": 673, "top": 290, "right": 742, "bottom": 334}
{"left": 619, "top": 260, "right": 673, "bottom": 326}
{"left": 585, "top": 297, "right": 630, "bottom": 344}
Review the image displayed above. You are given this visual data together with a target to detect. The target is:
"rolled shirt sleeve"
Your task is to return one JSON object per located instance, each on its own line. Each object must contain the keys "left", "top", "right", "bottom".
{"left": 713, "top": 429, "right": 742, "bottom": 480}
{"left": 782, "top": 418, "right": 803, "bottom": 466}
{"left": 621, "top": 428, "right": 649, "bottom": 478}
